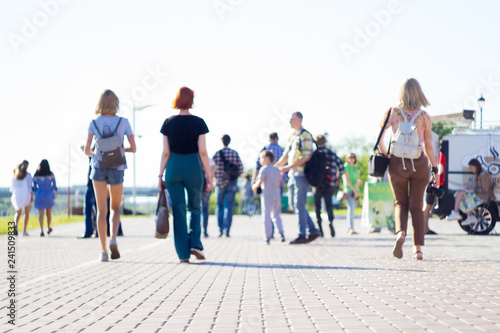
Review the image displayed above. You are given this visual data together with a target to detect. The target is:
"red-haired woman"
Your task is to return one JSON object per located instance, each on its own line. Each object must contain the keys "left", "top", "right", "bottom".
{"left": 158, "top": 87, "right": 213, "bottom": 263}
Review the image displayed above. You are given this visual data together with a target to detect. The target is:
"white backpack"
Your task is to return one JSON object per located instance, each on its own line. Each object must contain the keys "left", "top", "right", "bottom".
{"left": 390, "top": 107, "right": 423, "bottom": 171}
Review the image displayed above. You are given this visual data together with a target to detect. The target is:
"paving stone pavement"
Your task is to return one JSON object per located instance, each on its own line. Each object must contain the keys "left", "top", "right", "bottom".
{"left": 1, "top": 213, "right": 500, "bottom": 333}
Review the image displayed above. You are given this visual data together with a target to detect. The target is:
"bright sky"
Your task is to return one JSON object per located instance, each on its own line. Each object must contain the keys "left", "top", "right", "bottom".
{"left": 1, "top": 0, "right": 499, "bottom": 188}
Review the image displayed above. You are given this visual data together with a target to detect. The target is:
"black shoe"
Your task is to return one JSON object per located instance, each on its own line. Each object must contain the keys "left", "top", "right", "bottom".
{"left": 219, "top": 232, "right": 223, "bottom": 238}
{"left": 307, "top": 233, "right": 321, "bottom": 243}
{"left": 47, "top": 228, "right": 53, "bottom": 235}
{"left": 290, "top": 236, "right": 308, "bottom": 244}
{"left": 13, "top": 225, "right": 18, "bottom": 236}
{"left": 204, "top": 233, "right": 209, "bottom": 238}
{"left": 425, "top": 229, "right": 437, "bottom": 235}
{"left": 329, "top": 224, "right": 335, "bottom": 238}
{"left": 78, "top": 235, "right": 93, "bottom": 239}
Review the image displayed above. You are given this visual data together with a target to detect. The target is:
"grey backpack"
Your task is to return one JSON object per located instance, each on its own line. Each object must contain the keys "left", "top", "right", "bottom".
{"left": 92, "top": 118, "right": 126, "bottom": 169}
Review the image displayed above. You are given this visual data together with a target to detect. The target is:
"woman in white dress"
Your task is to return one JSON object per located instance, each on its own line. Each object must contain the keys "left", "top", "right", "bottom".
{"left": 10, "top": 160, "right": 33, "bottom": 236}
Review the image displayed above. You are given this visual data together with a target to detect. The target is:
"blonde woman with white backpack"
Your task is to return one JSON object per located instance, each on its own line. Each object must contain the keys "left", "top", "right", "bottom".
{"left": 377, "top": 78, "right": 438, "bottom": 261}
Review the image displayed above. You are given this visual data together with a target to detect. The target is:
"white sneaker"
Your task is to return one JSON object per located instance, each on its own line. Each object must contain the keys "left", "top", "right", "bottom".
{"left": 109, "top": 239, "right": 120, "bottom": 260}
{"left": 22, "top": 231, "right": 29, "bottom": 236}
{"left": 100, "top": 251, "right": 109, "bottom": 262}
{"left": 461, "top": 215, "right": 478, "bottom": 226}
{"left": 447, "top": 210, "right": 462, "bottom": 220}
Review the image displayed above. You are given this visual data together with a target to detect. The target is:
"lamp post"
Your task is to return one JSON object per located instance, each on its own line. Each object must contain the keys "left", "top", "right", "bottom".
{"left": 478, "top": 95, "right": 485, "bottom": 129}
{"left": 132, "top": 104, "right": 155, "bottom": 216}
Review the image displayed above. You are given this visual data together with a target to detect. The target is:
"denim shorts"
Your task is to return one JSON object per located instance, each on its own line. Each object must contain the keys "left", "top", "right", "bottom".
{"left": 90, "top": 168, "right": 124, "bottom": 185}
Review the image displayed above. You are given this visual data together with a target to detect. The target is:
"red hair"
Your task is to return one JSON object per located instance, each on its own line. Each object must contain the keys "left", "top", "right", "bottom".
{"left": 172, "top": 86, "right": 194, "bottom": 110}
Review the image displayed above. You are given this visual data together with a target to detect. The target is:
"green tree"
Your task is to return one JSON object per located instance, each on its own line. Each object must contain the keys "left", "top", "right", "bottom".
{"left": 432, "top": 121, "right": 454, "bottom": 141}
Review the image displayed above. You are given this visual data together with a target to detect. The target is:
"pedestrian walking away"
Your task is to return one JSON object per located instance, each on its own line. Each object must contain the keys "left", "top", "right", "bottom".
{"left": 213, "top": 134, "right": 243, "bottom": 238}
{"left": 33, "top": 159, "right": 57, "bottom": 237}
{"left": 312, "top": 134, "right": 344, "bottom": 238}
{"left": 10, "top": 160, "right": 33, "bottom": 236}
{"left": 253, "top": 150, "right": 285, "bottom": 244}
{"left": 376, "top": 78, "right": 438, "bottom": 261}
{"left": 275, "top": 112, "right": 321, "bottom": 244}
{"left": 159, "top": 86, "right": 213, "bottom": 263}
{"left": 85, "top": 89, "right": 136, "bottom": 262}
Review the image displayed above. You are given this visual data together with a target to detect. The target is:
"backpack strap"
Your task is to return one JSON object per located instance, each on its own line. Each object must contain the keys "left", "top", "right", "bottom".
{"left": 297, "top": 128, "right": 317, "bottom": 151}
{"left": 374, "top": 108, "right": 392, "bottom": 152}
{"left": 396, "top": 106, "right": 407, "bottom": 122}
{"left": 112, "top": 117, "right": 123, "bottom": 135}
{"left": 92, "top": 120, "right": 103, "bottom": 137}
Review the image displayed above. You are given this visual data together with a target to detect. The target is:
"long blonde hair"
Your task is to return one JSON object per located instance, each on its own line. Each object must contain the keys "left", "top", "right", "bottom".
{"left": 399, "top": 78, "right": 430, "bottom": 111}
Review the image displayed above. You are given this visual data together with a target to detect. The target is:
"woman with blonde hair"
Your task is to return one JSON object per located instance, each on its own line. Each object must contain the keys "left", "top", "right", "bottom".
{"left": 377, "top": 78, "right": 438, "bottom": 260}
{"left": 10, "top": 160, "right": 33, "bottom": 236}
{"left": 85, "top": 89, "right": 136, "bottom": 262}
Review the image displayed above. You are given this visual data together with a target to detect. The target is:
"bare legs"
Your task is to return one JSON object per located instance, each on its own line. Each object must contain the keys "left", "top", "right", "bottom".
{"left": 93, "top": 181, "right": 122, "bottom": 252}
{"left": 37, "top": 207, "right": 52, "bottom": 235}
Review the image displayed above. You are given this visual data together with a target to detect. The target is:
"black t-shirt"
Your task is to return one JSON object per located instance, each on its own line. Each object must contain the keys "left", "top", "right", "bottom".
{"left": 160, "top": 115, "right": 209, "bottom": 154}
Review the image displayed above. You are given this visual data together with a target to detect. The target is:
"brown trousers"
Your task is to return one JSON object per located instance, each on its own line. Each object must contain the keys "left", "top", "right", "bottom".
{"left": 388, "top": 154, "right": 429, "bottom": 246}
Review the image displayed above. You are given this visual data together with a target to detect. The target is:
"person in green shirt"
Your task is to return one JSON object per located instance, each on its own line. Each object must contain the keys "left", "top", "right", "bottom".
{"left": 342, "top": 153, "right": 362, "bottom": 235}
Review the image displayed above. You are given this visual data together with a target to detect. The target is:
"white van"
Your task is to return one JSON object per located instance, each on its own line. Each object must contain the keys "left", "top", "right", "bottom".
{"left": 434, "top": 128, "right": 500, "bottom": 234}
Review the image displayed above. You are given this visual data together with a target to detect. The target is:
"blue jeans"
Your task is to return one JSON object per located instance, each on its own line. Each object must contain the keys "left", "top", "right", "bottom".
{"left": 292, "top": 175, "right": 319, "bottom": 238}
{"left": 165, "top": 153, "right": 204, "bottom": 260}
{"left": 217, "top": 180, "right": 238, "bottom": 236}
{"left": 84, "top": 184, "right": 96, "bottom": 237}
{"left": 347, "top": 191, "right": 357, "bottom": 229}
{"left": 202, "top": 190, "right": 212, "bottom": 235}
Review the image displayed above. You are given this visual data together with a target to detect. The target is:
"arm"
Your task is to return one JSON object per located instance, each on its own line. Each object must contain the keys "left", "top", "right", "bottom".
{"left": 252, "top": 177, "right": 263, "bottom": 191}
{"left": 423, "top": 127, "right": 437, "bottom": 169}
{"left": 198, "top": 134, "right": 213, "bottom": 192}
{"left": 251, "top": 168, "right": 259, "bottom": 185}
{"left": 377, "top": 108, "right": 394, "bottom": 156}
{"left": 158, "top": 135, "right": 171, "bottom": 190}
{"left": 125, "top": 134, "right": 136, "bottom": 153}
{"left": 52, "top": 173, "right": 57, "bottom": 192}
{"left": 343, "top": 171, "right": 359, "bottom": 198}
{"left": 274, "top": 154, "right": 288, "bottom": 168}
{"left": 281, "top": 156, "right": 309, "bottom": 173}
{"left": 84, "top": 134, "right": 93, "bottom": 158}
{"left": 280, "top": 133, "right": 312, "bottom": 172}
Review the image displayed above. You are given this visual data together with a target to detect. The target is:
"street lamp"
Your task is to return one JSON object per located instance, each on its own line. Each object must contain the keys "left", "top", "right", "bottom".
{"left": 478, "top": 95, "right": 485, "bottom": 129}
{"left": 132, "top": 104, "right": 155, "bottom": 216}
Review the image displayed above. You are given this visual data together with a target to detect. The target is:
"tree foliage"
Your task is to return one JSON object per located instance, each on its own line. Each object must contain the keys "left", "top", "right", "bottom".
{"left": 432, "top": 121, "right": 454, "bottom": 141}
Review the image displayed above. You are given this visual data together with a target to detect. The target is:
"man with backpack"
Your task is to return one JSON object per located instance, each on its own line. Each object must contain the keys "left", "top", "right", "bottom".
{"left": 213, "top": 134, "right": 243, "bottom": 237}
{"left": 309, "top": 134, "right": 344, "bottom": 238}
{"left": 275, "top": 112, "right": 321, "bottom": 244}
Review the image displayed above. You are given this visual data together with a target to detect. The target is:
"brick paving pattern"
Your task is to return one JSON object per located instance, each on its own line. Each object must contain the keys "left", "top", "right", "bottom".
{"left": 1, "top": 213, "right": 499, "bottom": 332}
